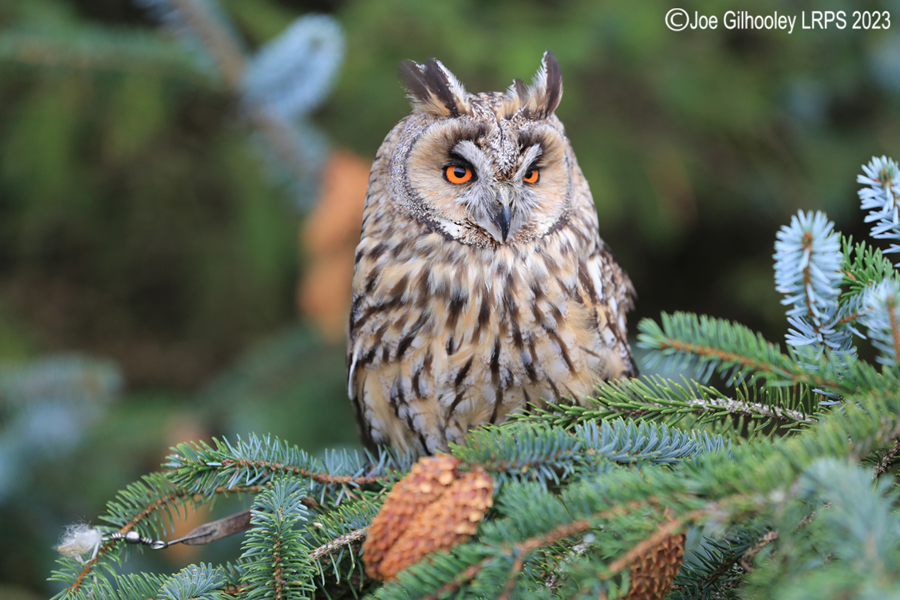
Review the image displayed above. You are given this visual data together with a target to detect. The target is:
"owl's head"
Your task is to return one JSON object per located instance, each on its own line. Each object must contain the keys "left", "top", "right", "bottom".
{"left": 391, "top": 51, "right": 575, "bottom": 247}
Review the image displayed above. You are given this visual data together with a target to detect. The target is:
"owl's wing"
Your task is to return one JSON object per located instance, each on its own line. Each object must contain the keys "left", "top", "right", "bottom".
{"left": 590, "top": 240, "right": 638, "bottom": 378}
{"left": 346, "top": 291, "right": 383, "bottom": 452}
{"left": 346, "top": 334, "right": 370, "bottom": 449}
{"left": 565, "top": 157, "right": 637, "bottom": 378}
{"left": 603, "top": 241, "right": 635, "bottom": 318}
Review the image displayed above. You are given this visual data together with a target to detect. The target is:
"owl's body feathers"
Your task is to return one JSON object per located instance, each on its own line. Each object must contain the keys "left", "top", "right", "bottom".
{"left": 348, "top": 52, "right": 635, "bottom": 454}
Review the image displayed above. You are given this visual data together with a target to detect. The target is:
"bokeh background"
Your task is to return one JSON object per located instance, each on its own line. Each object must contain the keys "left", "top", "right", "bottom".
{"left": 2, "top": 0, "right": 899, "bottom": 596}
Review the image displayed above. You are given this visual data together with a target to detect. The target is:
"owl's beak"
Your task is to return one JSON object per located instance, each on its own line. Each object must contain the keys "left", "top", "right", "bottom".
{"left": 496, "top": 204, "right": 511, "bottom": 242}
{"left": 494, "top": 187, "right": 512, "bottom": 242}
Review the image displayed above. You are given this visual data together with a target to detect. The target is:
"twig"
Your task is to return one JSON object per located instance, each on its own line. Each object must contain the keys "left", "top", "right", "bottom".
{"left": 166, "top": 0, "right": 245, "bottom": 86}
{"left": 685, "top": 397, "right": 816, "bottom": 424}
{"left": 835, "top": 309, "right": 862, "bottom": 326}
{"left": 800, "top": 232, "right": 827, "bottom": 340}
{"left": 874, "top": 439, "right": 900, "bottom": 480}
{"left": 795, "top": 508, "right": 820, "bottom": 530}
{"left": 497, "top": 554, "right": 525, "bottom": 600}
{"left": 740, "top": 530, "right": 779, "bottom": 572}
{"left": 65, "top": 484, "right": 262, "bottom": 595}
{"left": 423, "top": 563, "right": 484, "bottom": 600}
{"left": 163, "top": 0, "right": 317, "bottom": 187}
{"left": 890, "top": 302, "right": 900, "bottom": 366}
{"left": 220, "top": 458, "right": 390, "bottom": 485}
{"left": 310, "top": 527, "right": 367, "bottom": 561}
{"left": 658, "top": 337, "right": 853, "bottom": 396}
{"left": 272, "top": 537, "right": 285, "bottom": 600}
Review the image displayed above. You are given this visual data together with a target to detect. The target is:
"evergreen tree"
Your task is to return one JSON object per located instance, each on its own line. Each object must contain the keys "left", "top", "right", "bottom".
{"left": 47, "top": 154, "right": 900, "bottom": 597}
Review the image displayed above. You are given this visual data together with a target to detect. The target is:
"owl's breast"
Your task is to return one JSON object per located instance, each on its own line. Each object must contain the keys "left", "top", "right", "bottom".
{"left": 348, "top": 222, "right": 634, "bottom": 454}
{"left": 430, "top": 237, "right": 633, "bottom": 439}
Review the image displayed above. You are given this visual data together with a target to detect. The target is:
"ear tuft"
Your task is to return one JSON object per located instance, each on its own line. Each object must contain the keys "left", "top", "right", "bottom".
{"left": 539, "top": 50, "right": 563, "bottom": 116}
{"left": 399, "top": 59, "right": 430, "bottom": 105}
{"left": 500, "top": 50, "right": 564, "bottom": 119}
{"left": 399, "top": 59, "right": 470, "bottom": 118}
{"left": 526, "top": 50, "right": 563, "bottom": 118}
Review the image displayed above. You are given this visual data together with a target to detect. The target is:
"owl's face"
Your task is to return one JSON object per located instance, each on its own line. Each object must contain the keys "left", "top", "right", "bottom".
{"left": 392, "top": 52, "right": 572, "bottom": 247}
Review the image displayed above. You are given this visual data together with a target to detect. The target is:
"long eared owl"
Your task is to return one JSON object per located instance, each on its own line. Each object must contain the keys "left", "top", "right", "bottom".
{"left": 347, "top": 51, "right": 636, "bottom": 455}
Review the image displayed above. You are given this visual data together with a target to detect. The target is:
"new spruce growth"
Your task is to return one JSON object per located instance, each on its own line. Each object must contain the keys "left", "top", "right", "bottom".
{"left": 49, "top": 160, "right": 900, "bottom": 598}
{"left": 859, "top": 156, "right": 900, "bottom": 263}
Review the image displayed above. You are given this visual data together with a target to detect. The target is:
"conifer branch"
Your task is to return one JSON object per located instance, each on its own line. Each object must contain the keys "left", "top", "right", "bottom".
{"left": 523, "top": 376, "right": 818, "bottom": 436}
{"left": 309, "top": 527, "right": 367, "bottom": 561}
{"left": 774, "top": 211, "right": 849, "bottom": 353}
{"left": 687, "top": 397, "right": 813, "bottom": 424}
{"left": 841, "top": 237, "right": 894, "bottom": 298}
{"left": 414, "top": 504, "right": 639, "bottom": 600}
{"left": 602, "top": 514, "right": 690, "bottom": 580}
{"left": 638, "top": 313, "right": 858, "bottom": 395}
{"left": 861, "top": 280, "right": 900, "bottom": 367}
{"left": 241, "top": 476, "right": 316, "bottom": 599}
{"left": 60, "top": 477, "right": 189, "bottom": 597}
{"left": 399, "top": 497, "right": 707, "bottom": 600}
{"left": 858, "top": 156, "right": 900, "bottom": 262}
{"left": 54, "top": 481, "right": 262, "bottom": 598}
{"left": 453, "top": 418, "right": 726, "bottom": 489}
{"left": 220, "top": 457, "right": 387, "bottom": 486}
{"left": 164, "top": 0, "right": 246, "bottom": 86}
{"left": 151, "top": 0, "right": 313, "bottom": 183}
{"left": 158, "top": 563, "right": 226, "bottom": 600}
{"left": 139, "top": 0, "right": 344, "bottom": 203}
{"left": 0, "top": 27, "right": 211, "bottom": 82}
{"left": 669, "top": 528, "right": 759, "bottom": 598}
{"left": 164, "top": 436, "right": 398, "bottom": 502}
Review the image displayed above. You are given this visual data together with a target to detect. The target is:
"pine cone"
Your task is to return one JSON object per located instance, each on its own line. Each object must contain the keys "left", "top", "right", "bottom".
{"left": 623, "top": 531, "right": 686, "bottom": 600}
{"left": 364, "top": 455, "right": 493, "bottom": 581}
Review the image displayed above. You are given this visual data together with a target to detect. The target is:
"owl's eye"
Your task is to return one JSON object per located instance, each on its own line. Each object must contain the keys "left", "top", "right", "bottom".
{"left": 523, "top": 168, "right": 540, "bottom": 184}
{"left": 444, "top": 165, "right": 474, "bottom": 184}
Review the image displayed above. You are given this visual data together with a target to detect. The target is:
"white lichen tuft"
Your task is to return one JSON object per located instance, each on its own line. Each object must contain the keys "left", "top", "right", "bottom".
{"left": 56, "top": 523, "right": 103, "bottom": 563}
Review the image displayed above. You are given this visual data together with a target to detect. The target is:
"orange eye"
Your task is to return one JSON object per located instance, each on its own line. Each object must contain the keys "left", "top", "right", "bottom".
{"left": 444, "top": 165, "right": 473, "bottom": 184}
{"left": 523, "top": 168, "right": 540, "bottom": 184}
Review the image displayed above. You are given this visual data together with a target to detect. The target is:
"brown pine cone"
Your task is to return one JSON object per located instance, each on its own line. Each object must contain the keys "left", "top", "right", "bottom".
{"left": 363, "top": 455, "right": 493, "bottom": 581}
{"left": 623, "top": 531, "right": 686, "bottom": 600}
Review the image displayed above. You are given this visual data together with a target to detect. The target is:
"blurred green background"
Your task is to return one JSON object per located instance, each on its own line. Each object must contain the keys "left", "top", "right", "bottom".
{"left": 1, "top": 0, "right": 899, "bottom": 596}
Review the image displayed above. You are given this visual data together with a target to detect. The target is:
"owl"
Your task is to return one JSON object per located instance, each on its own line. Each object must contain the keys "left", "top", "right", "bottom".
{"left": 347, "top": 51, "right": 636, "bottom": 455}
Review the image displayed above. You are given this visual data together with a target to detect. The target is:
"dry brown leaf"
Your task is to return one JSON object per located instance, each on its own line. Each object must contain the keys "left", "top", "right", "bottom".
{"left": 298, "top": 149, "right": 370, "bottom": 340}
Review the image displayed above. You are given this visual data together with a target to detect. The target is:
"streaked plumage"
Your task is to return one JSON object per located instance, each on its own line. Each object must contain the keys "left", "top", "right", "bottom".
{"left": 347, "top": 51, "right": 636, "bottom": 454}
